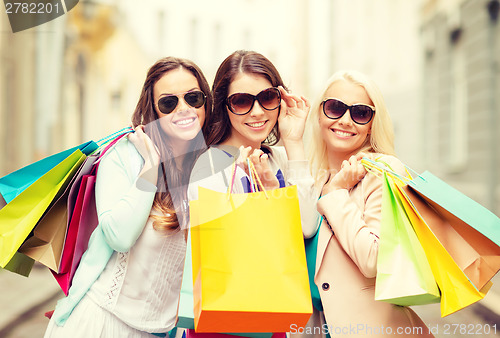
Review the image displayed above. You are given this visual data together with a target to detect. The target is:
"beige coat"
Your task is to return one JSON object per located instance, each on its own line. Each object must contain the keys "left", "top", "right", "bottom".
{"left": 314, "top": 155, "right": 433, "bottom": 337}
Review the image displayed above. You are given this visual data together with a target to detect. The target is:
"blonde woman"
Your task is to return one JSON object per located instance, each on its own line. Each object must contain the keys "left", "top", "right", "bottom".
{"left": 306, "top": 70, "right": 433, "bottom": 337}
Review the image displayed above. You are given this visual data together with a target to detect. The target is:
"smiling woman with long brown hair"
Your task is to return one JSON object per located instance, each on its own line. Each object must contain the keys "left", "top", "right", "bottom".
{"left": 44, "top": 56, "right": 211, "bottom": 337}
{"left": 189, "top": 50, "right": 318, "bottom": 239}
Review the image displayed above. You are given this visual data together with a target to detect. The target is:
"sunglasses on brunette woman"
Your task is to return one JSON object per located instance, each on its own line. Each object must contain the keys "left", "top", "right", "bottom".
{"left": 226, "top": 87, "right": 281, "bottom": 115}
{"left": 156, "top": 90, "right": 206, "bottom": 115}
{"left": 322, "top": 98, "right": 375, "bottom": 125}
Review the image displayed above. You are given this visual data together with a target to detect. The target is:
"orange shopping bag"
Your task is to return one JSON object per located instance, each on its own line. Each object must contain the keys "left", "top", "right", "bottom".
{"left": 189, "top": 176, "right": 312, "bottom": 333}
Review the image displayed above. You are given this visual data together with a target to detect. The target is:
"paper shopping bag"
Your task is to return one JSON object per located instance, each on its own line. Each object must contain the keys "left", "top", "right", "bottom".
{"left": 2, "top": 252, "right": 34, "bottom": 277}
{"left": 51, "top": 131, "right": 130, "bottom": 294}
{"left": 375, "top": 173, "right": 440, "bottom": 306}
{"left": 0, "top": 149, "right": 86, "bottom": 268}
{"left": 190, "top": 185, "right": 312, "bottom": 333}
{"left": 52, "top": 173, "right": 98, "bottom": 294}
{"left": 177, "top": 204, "right": 279, "bottom": 338}
{"left": 0, "top": 127, "right": 132, "bottom": 206}
{"left": 185, "top": 330, "right": 286, "bottom": 338}
{"left": 395, "top": 183, "right": 492, "bottom": 317}
{"left": 362, "top": 158, "right": 500, "bottom": 291}
{"left": 401, "top": 184, "right": 500, "bottom": 291}
{"left": 304, "top": 214, "right": 323, "bottom": 311}
{"left": 408, "top": 172, "right": 500, "bottom": 247}
{"left": 0, "top": 141, "right": 97, "bottom": 204}
{"left": 17, "top": 157, "right": 90, "bottom": 271}
{"left": 1, "top": 193, "right": 34, "bottom": 277}
{"left": 0, "top": 193, "right": 6, "bottom": 209}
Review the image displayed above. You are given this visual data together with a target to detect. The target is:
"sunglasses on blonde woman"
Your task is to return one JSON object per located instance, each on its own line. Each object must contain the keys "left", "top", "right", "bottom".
{"left": 226, "top": 87, "right": 281, "bottom": 115}
{"left": 156, "top": 90, "right": 206, "bottom": 115}
{"left": 322, "top": 98, "right": 375, "bottom": 125}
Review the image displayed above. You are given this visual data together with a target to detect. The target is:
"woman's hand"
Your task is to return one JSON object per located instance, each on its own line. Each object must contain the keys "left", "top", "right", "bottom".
{"left": 322, "top": 153, "right": 369, "bottom": 195}
{"left": 277, "top": 86, "right": 310, "bottom": 161}
{"left": 128, "top": 125, "right": 160, "bottom": 185}
{"left": 128, "top": 125, "right": 161, "bottom": 166}
{"left": 235, "top": 146, "right": 280, "bottom": 191}
{"left": 277, "top": 86, "right": 310, "bottom": 144}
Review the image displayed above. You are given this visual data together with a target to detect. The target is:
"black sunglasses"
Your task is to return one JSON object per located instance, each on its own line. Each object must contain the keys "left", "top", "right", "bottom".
{"left": 322, "top": 98, "right": 375, "bottom": 125}
{"left": 226, "top": 87, "right": 281, "bottom": 115}
{"left": 156, "top": 90, "right": 206, "bottom": 115}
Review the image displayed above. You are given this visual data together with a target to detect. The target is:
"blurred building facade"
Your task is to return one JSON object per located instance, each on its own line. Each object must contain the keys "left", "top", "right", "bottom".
{"left": 1, "top": 0, "right": 498, "bottom": 216}
{"left": 0, "top": 8, "right": 36, "bottom": 175}
{"left": 0, "top": 0, "right": 149, "bottom": 176}
{"left": 0, "top": 0, "right": 303, "bottom": 176}
{"left": 0, "top": 0, "right": 428, "bottom": 189}
{"left": 301, "top": 0, "right": 424, "bottom": 171}
{"left": 420, "top": 0, "right": 500, "bottom": 215}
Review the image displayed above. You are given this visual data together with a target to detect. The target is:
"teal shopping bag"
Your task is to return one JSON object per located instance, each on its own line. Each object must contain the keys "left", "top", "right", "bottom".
{"left": 0, "top": 141, "right": 97, "bottom": 204}
{"left": 0, "top": 127, "right": 133, "bottom": 204}
{"left": 0, "top": 149, "right": 87, "bottom": 268}
{"left": 304, "top": 213, "right": 323, "bottom": 311}
{"left": 408, "top": 172, "right": 500, "bottom": 247}
{"left": 0, "top": 142, "right": 96, "bottom": 276}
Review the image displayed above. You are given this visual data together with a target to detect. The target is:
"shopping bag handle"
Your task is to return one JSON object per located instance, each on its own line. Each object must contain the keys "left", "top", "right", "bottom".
{"left": 361, "top": 156, "right": 428, "bottom": 185}
{"left": 95, "top": 126, "right": 133, "bottom": 147}
{"left": 92, "top": 128, "right": 133, "bottom": 171}
{"left": 361, "top": 157, "right": 410, "bottom": 186}
{"left": 226, "top": 158, "right": 269, "bottom": 199}
{"left": 247, "top": 158, "right": 268, "bottom": 197}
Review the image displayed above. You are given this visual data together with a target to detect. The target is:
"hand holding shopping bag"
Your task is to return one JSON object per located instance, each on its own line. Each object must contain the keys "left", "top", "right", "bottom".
{"left": 0, "top": 128, "right": 131, "bottom": 276}
{"left": 189, "top": 161, "right": 312, "bottom": 333}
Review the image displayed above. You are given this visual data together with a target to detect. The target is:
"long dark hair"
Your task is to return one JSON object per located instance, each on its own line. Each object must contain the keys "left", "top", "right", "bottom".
{"left": 131, "top": 57, "right": 211, "bottom": 231}
{"left": 205, "top": 50, "right": 287, "bottom": 147}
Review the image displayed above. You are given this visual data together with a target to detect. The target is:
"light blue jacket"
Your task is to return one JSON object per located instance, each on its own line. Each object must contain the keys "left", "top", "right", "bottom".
{"left": 52, "top": 138, "right": 157, "bottom": 325}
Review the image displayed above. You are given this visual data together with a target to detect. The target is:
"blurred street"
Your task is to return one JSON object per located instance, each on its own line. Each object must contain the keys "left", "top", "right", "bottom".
{"left": 0, "top": 264, "right": 499, "bottom": 337}
{"left": 0, "top": 264, "right": 62, "bottom": 338}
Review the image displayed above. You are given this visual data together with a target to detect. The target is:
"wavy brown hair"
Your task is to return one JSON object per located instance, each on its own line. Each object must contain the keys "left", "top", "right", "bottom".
{"left": 131, "top": 57, "right": 211, "bottom": 231}
{"left": 205, "top": 50, "right": 287, "bottom": 147}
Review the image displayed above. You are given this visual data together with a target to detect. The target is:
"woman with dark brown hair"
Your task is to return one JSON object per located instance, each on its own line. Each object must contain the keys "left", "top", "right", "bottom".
{"left": 45, "top": 56, "right": 211, "bottom": 337}
{"left": 189, "top": 50, "right": 317, "bottom": 240}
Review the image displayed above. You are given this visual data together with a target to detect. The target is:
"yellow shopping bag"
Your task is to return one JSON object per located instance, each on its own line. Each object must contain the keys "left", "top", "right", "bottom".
{"left": 0, "top": 149, "right": 86, "bottom": 268}
{"left": 395, "top": 182, "right": 491, "bottom": 317}
{"left": 190, "top": 183, "right": 312, "bottom": 333}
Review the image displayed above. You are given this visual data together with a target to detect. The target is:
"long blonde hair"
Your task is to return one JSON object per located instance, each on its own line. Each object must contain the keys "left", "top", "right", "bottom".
{"left": 307, "top": 70, "right": 395, "bottom": 182}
